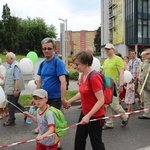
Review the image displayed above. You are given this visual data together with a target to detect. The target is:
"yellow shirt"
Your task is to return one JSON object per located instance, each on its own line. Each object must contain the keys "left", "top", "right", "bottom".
{"left": 103, "top": 55, "right": 124, "bottom": 82}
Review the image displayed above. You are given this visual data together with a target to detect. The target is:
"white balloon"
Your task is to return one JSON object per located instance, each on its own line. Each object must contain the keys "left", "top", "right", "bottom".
{"left": 124, "top": 70, "right": 132, "bottom": 83}
{"left": 27, "top": 80, "right": 36, "bottom": 91}
{"left": 0, "top": 86, "right": 6, "bottom": 103}
{"left": 92, "top": 57, "right": 101, "bottom": 72}
{"left": 19, "top": 58, "right": 34, "bottom": 73}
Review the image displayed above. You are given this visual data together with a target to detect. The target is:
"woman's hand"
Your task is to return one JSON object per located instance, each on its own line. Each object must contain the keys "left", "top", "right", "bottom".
{"left": 80, "top": 115, "right": 90, "bottom": 124}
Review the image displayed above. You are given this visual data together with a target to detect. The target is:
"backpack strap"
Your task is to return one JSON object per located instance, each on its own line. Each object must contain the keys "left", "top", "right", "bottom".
{"left": 88, "top": 71, "right": 105, "bottom": 91}
{"left": 54, "top": 58, "right": 58, "bottom": 68}
{"left": 88, "top": 71, "right": 99, "bottom": 82}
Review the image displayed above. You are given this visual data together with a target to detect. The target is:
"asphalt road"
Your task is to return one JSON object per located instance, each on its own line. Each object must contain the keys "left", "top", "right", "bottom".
{"left": 0, "top": 101, "right": 150, "bottom": 150}
{"left": 1, "top": 60, "right": 150, "bottom": 150}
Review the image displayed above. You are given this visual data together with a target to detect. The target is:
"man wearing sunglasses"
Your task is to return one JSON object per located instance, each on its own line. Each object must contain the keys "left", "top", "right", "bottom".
{"left": 138, "top": 48, "right": 150, "bottom": 119}
{"left": 37, "top": 37, "right": 69, "bottom": 110}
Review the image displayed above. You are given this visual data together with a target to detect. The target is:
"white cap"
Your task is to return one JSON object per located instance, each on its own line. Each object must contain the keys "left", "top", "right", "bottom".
{"left": 104, "top": 43, "right": 115, "bottom": 49}
{"left": 33, "top": 89, "right": 48, "bottom": 98}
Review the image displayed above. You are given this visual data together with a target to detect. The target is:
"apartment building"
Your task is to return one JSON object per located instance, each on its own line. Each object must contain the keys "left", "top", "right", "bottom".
{"left": 68, "top": 30, "right": 96, "bottom": 54}
{"left": 101, "top": 0, "right": 150, "bottom": 58}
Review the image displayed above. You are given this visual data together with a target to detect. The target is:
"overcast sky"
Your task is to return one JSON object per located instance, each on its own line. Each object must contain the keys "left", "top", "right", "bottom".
{"left": 0, "top": 0, "right": 101, "bottom": 38}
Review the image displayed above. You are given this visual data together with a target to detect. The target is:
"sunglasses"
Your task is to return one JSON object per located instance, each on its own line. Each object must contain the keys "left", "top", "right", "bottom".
{"left": 42, "top": 47, "right": 53, "bottom": 51}
{"left": 146, "top": 53, "right": 150, "bottom": 55}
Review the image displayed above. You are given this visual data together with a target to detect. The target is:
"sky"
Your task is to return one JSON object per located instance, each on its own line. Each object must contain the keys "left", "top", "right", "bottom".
{"left": 0, "top": 0, "right": 101, "bottom": 38}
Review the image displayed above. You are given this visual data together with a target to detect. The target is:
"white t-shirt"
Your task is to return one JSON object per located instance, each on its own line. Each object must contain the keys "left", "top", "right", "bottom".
{"left": 37, "top": 108, "right": 55, "bottom": 146}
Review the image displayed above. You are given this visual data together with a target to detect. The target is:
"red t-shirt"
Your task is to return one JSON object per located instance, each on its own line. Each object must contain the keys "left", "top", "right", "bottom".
{"left": 79, "top": 71, "right": 105, "bottom": 117}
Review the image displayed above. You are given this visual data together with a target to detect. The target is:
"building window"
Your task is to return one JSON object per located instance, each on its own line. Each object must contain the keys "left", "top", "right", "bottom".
{"left": 138, "top": 0, "right": 142, "bottom": 18}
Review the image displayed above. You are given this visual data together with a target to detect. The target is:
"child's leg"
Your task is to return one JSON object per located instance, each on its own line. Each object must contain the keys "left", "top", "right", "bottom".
{"left": 130, "top": 104, "right": 133, "bottom": 111}
{"left": 126, "top": 104, "right": 130, "bottom": 112}
{"left": 3, "top": 105, "right": 8, "bottom": 116}
{"left": 0, "top": 108, "right": 3, "bottom": 118}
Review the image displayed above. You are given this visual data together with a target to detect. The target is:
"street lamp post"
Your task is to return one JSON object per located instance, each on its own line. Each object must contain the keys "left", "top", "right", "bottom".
{"left": 59, "top": 18, "right": 68, "bottom": 66}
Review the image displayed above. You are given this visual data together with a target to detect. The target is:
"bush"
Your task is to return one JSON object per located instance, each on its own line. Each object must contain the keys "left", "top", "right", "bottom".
{"left": 66, "top": 90, "right": 78, "bottom": 100}
{"left": 69, "top": 71, "right": 79, "bottom": 80}
{"left": 19, "top": 90, "right": 78, "bottom": 106}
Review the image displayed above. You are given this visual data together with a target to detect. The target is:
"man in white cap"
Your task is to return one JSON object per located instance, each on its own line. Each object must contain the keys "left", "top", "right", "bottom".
{"left": 102, "top": 43, "right": 129, "bottom": 129}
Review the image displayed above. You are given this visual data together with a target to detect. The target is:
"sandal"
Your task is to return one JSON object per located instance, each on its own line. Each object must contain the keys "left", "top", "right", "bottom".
{"left": 121, "top": 116, "right": 130, "bottom": 127}
{"left": 138, "top": 107, "right": 144, "bottom": 110}
{"left": 102, "top": 124, "right": 114, "bottom": 130}
{"left": 33, "top": 128, "right": 39, "bottom": 134}
{"left": 3, "top": 121, "right": 15, "bottom": 126}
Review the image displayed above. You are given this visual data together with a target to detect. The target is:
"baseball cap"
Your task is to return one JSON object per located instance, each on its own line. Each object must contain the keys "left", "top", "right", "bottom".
{"left": 33, "top": 89, "right": 48, "bottom": 98}
{"left": 104, "top": 43, "right": 115, "bottom": 49}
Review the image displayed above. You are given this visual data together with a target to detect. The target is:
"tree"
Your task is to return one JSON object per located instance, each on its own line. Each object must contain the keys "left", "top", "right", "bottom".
{"left": 0, "top": 4, "right": 57, "bottom": 55}
{"left": 94, "top": 26, "right": 101, "bottom": 54}
{"left": 0, "top": 20, "right": 4, "bottom": 52}
{"left": 2, "top": 4, "right": 20, "bottom": 53}
{"left": 20, "top": 17, "right": 57, "bottom": 56}
{"left": 2, "top": 3, "right": 10, "bottom": 23}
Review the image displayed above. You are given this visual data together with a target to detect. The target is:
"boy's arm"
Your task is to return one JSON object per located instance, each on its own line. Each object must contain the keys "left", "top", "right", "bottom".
{"left": 36, "top": 76, "right": 42, "bottom": 89}
{"left": 23, "top": 111, "right": 37, "bottom": 123}
{"left": 36, "top": 126, "right": 55, "bottom": 141}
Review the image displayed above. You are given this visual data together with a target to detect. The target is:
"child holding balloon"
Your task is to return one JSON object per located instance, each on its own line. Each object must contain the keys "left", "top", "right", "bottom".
{"left": 124, "top": 78, "right": 135, "bottom": 112}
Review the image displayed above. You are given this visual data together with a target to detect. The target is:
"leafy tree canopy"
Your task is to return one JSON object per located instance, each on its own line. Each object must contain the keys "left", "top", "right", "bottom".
{"left": 0, "top": 4, "right": 57, "bottom": 56}
{"left": 94, "top": 26, "right": 101, "bottom": 54}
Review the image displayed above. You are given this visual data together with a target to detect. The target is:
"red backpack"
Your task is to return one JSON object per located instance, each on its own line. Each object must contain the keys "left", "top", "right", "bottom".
{"left": 88, "top": 71, "right": 117, "bottom": 105}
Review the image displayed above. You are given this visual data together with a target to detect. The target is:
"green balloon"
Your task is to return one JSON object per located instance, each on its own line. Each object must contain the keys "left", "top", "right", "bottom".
{"left": 27, "top": 51, "right": 38, "bottom": 64}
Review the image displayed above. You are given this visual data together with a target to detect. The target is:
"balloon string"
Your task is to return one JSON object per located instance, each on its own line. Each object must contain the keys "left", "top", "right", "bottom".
{"left": 6, "top": 100, "right": 24, "bottom": 113}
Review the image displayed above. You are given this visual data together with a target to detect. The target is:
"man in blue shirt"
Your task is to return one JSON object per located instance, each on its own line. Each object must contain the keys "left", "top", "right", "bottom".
{"left": 37, "top": 38, "right": 69, "bottom": 110}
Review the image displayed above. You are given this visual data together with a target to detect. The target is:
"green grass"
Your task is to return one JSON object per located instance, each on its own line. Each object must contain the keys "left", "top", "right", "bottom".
{"left": 19, "top": 90, "right": 78, "bottom": 106}
{"left": 19, "top": 94, "right": 33, "bottom": 106}
{"left": 0, "top": 54, "right": 25, "bottom": 62}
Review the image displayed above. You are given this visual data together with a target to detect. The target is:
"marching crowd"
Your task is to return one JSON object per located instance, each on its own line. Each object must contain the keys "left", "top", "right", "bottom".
{"left": 0, "top": 39, "right": 150, "bottom": 150}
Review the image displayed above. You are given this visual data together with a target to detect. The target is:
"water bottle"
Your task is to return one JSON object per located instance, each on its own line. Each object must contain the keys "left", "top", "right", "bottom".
{"left": 26, "top": 106, "right": 36, "bottom": 124}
